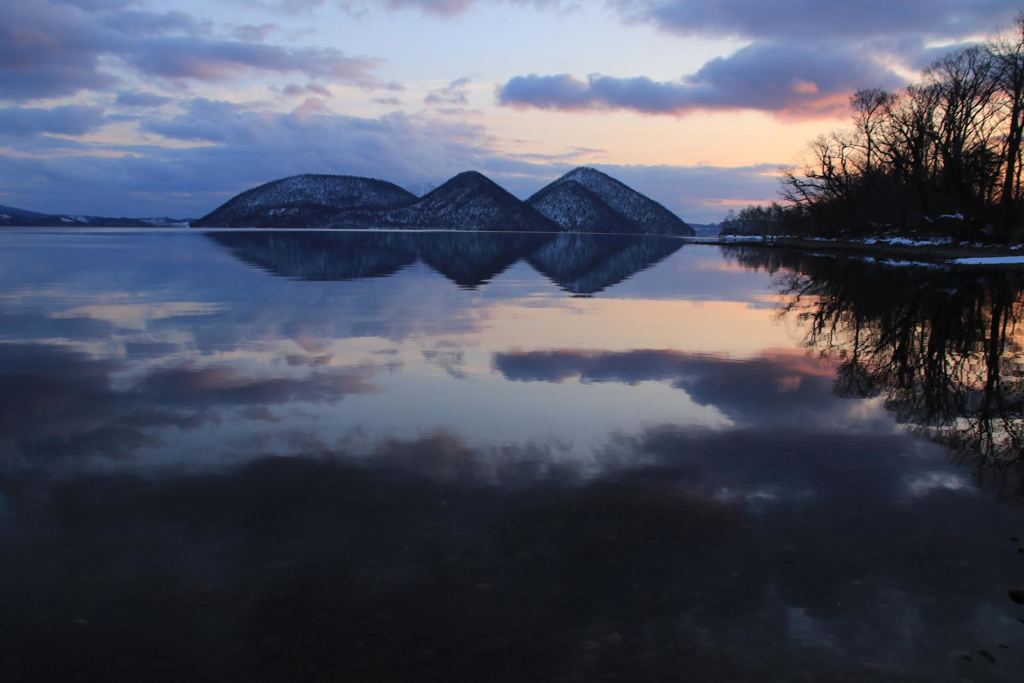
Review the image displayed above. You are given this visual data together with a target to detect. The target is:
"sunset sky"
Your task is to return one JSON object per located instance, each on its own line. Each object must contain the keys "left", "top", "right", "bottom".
{"left": 2, "top": 0, "right": 1019, "bottom": 222}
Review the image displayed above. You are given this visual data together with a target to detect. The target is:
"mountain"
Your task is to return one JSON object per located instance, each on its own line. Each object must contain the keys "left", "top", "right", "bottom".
{"left": 0, "top": 204, "right": 187, "bottom": 228}
{"left": 526, "top": 180, "right": 638, "bottom": 233}
{"left": 535, "top": 167, "right": 694, "bottom": 236}
{"left": 191, "top": 168, "right": 692, "bottom": 234}
{"left": 368, "top": 171, "right": 556, "bottom": 231}
{"left": 688, "top": 223, "right": 722, "bottom": 237}
{"left": 194, "top": 171, "right": 556, "bottom": 231}
{"left": 192, "top": 174, "right": 417, "bottom": 228}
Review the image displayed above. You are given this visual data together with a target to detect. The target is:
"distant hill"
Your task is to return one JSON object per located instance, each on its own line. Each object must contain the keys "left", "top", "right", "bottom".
{"left": 527, "top": 180, "right": 638, "bottom": 233}
{"left": 192, "top": 174, "right": 417, "bottom": 228}
{"left": 536, "top": 168, "right": 694, "bottom": 236}
{"left": 0, "top": 204, "right": 187, "bottom": 228}
{"left": 191, "top": 167, "right": 693, "bottom": 235}
{"left": 688, "top": 223, "right": 722, "bottom": 237}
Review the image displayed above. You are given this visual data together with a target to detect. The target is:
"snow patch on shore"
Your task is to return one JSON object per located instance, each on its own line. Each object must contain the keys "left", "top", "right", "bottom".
{"left": 951, "top": 256, "right": 1024, "bottom": 265}
{"left": 860, "top": 257, "right": 945, "bottom": 269}
{"left": 860, "top": 236, "right": 954, "bottom": 247}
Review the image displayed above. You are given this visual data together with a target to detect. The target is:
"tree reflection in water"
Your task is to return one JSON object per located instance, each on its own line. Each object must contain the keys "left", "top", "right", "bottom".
{"left": 723, "top": 247, "right": 1024, "bottom": 474}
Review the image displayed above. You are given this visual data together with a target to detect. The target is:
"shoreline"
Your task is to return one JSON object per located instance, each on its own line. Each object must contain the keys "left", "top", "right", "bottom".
{"left": 689, "top": 235, "right": 1024, "bottom": 265}
{"left": 6, "top": 224, "right": 1024, "bottom": 266}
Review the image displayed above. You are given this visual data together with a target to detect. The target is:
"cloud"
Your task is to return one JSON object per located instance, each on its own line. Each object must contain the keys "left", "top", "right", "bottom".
{"left": 340, "top": 0, "right": 564, "bottom": 16}
{"left": 101, "top": 8, "right": 208, "bottom": 36}
{"left": 281, "top": 82, "right": 333, "bottom": 97}
{"left": 498, "top": 42, "right": 906, "bottom": 119}
{"left": 0, "top": 1, "right": 382, "bottom": 102}
{"left": 237, "top": 0, "right": 328, "bottom": 12}
{"left": 136, "top": 97, "right": 494, "bottom": 169}
{"left": 124, "top": 39, "right": 378, "bottom": 83}
{"left": 0, "top": 105, "right": 109, "bottom": 136}
{"left": 608, "top": 0, "right": 1020, "bottom": 42}
{"left": 381, "top": 0, "right": 475, "bottom": 14}
{"left": 232, "top": 23, "right": 280, "bottom": 42}
{"left": 0, "top": 1, "right": 118, "bottom": 99}
{"left": 115, "top": 91, "right": 174, "bottom": 108}
{"left": 425, "top": 77, "right": 471, "bottom": 107}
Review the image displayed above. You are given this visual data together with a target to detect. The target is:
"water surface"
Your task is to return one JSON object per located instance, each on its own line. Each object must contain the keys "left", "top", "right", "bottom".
{"left": 1, "top": 229, "right": 1022, "bottom": 681}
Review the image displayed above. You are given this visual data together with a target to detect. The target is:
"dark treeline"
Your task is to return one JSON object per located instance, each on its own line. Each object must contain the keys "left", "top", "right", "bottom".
{"left": 723, "top": 246, "right": 1024, "bottom": 475}
{"left": 723, "top": 16, "right": 1024, "bottom": 242}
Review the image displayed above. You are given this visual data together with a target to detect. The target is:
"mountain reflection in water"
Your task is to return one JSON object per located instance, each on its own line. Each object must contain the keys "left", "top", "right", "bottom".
{"left": 0, "top": 230, "right": 1022, "bottom": 682}
{"left": 208, "top": 230, "right": 684, "bottom": 294}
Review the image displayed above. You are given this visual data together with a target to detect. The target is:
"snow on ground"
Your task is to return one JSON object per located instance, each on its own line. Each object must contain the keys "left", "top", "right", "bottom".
{"left": 860, "top": 257, "right": 945, "bottom": 269}
{"left": 951, "top": 256, "right": 1024, "bottom": 265}
{"left": 719, "top": 234, "right": 768, "bottom": 241}
{"left": 859, "top": 236, "right": 954, "bottom": 246}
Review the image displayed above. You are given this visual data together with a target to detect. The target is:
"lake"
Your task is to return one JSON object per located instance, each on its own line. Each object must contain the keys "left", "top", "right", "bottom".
{"left": 1, "top": 229, "right": 1022, "bottom": 681}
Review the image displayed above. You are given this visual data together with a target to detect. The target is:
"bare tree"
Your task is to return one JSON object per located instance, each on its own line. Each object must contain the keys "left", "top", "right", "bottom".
{"left": 782, "top": 131, "right": 861, "bottom": 207}
{"left": 753, "top": 16, "right": 1024, "bottom": 239}
{"left": 878, "top": 85, "right": 942, "bottom": 215}
{"left": 851, "top": 88, "right": 895, "bottom": 175}
{"left": 926, "top": 46, "right": 1002, "bottom": 211}
{"left": 992, "top": 14, "right": 1024, "bottom": 233}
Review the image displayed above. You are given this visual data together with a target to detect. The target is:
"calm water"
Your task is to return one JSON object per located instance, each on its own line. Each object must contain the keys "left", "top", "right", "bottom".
{"left": 1, "top": 229, "right": 1022, "bottom": 681}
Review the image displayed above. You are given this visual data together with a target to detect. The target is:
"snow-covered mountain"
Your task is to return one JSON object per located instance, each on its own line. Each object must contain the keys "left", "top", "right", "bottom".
{"left": 191, "top": 168, "right": 694, "bottom": 234}
{"left": 526, "top": 180, "right": 638, "bottom": 233}
{"left": 192, "top": 174, "right": 417, "bottom": 228}
{"left": 369, "top": 171, "right": 556, "bottom": 231}
{"left": 532, "top": 167, "right": 694, "bottom": 236}
{"left": 195, "top": 171, "right": 557, "bottom": 231}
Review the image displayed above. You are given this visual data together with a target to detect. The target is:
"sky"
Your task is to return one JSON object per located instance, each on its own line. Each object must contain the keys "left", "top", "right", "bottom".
{"left": 1, "top": 1, "right": 1019, "bottom": 222}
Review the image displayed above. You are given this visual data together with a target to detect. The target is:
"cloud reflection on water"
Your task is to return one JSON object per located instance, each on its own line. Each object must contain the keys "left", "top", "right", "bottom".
{"left": 1, "top": 230, "right": 1023, "bottom": 680}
